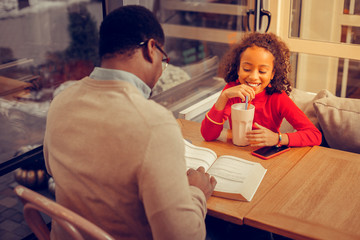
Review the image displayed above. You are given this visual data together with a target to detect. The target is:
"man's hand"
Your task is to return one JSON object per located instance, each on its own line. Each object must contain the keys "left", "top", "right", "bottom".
{"left": 187, "top": 166, "right": 217, "bottom": 200}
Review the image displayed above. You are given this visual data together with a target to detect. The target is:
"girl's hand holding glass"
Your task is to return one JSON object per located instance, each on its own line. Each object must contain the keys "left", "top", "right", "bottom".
{"left": 222, "top": 84, "right": 256, "bottom": 102}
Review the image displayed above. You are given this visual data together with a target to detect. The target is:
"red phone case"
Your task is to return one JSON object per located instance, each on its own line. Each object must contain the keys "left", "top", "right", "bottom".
{"left": 251, "top": 146, "right": 291, "bottom": 160}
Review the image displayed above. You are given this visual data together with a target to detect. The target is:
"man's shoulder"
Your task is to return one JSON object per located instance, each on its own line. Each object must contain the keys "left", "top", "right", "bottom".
{"left": 136, "top": 98, "right": 177, "bottom": 126}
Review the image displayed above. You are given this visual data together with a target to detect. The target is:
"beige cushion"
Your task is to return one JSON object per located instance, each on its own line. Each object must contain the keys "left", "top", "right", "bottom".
{"left": 280, "top": 88, "right": 326, "bottom": 133}
{"left": 313, "top": 90, "right": 360, "bottom": 154}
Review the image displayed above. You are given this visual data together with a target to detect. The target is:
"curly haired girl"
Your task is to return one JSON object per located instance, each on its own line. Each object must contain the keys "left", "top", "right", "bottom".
{"left": 201, "top": 32, "right": 321, "bottom": 147}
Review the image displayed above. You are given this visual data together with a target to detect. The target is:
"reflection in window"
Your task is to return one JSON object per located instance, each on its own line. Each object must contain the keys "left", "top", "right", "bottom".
{"left": 289, "top": 0, "right": 360, "bottom": 99}
{"left": 0, "top": 0, "right": 102, "bottom": 163}
{"left": 151, "top": 0, "right": 245, "bottom": 108}
{"left": 344, "top": 0, "right": 360, "bottom": 15}
{"left": 336, "top": 58, "right": 360, "bottom": 98}
{"left": 163, "top": 10, "right": 247, "bottom": 31}
{"left": 290, "top": 0, "right": 360, "bottom": 44}
{"left": 0, "top": 0, "right": 102, "bottom": 102}
{"left": 341, "top": 26, "right": 360, "bottom": 45}
{"left": 160, "top": 0, "right": 248, "bottom": 32}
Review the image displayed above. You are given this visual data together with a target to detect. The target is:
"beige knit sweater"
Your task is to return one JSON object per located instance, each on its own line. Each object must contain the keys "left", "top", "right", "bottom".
{"left": 44, "top": 77, "right": 207, "bottom": 240}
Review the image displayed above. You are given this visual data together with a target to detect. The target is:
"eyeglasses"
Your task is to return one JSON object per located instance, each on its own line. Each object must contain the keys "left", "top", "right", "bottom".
{"left": 155, "top": 44, "right": 170, "bottom": 70}
{"left": 139, "top": 40, "right": 170, "bottom": 70}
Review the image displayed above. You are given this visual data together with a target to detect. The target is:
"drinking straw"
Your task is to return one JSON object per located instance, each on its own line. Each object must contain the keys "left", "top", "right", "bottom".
{"left": 245, "top": 96, "right": 249, "bottom": 110}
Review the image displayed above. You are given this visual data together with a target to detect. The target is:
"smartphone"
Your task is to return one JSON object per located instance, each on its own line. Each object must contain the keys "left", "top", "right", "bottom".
{"left": 252, "top": 145, "right": 290, "bottom": 160}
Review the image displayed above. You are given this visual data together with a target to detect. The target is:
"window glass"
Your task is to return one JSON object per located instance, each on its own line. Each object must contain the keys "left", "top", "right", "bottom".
{"left": 161, "top": 0, "right": 248, "bottom": 31}
{"left": 290, "top": 0, "right": 360, "bottom": 45}
{"left": 289, "top": 0, "right": 360, "bottom": 99}
{"left": 0, "top": 0, "right": 102, "bottom": 163}
{"left": 341, "top": 26, "right": 360, "bottom": 44}
{"left": 336, "top": 58, "right": 360, "bottom": 98}
{"left": 150, "top": 0, "right": 249, "bottom": 114}
{"left": 344, "top": 0, "right": 360, "bottom": 15}
{"left": 291, "top": 52, "right": 360, "bottom": 98}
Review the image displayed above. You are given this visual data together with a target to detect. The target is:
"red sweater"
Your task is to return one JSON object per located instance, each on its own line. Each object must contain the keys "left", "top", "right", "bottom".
{"left": 201, "top": 82, "right": 322, "bottom": 147}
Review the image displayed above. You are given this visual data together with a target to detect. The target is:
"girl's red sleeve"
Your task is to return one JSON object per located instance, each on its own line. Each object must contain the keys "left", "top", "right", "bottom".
{"left": 200, "top": 83, "right": 236, "bottom": 141}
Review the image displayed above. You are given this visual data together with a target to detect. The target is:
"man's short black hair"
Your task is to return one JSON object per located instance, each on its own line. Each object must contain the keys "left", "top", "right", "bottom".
{"left": 99, "top": 5, "right": 165, "bottom": 59}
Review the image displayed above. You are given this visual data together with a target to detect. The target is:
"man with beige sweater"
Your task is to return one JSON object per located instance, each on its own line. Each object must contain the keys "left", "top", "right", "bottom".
{"left": 43, "top": 5, "right": 216, "bottom": 240}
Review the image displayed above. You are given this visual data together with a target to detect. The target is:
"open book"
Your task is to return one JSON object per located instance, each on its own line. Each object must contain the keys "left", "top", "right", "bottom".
{"left": 184, "top": 140, "right": 267, "bottom": 201}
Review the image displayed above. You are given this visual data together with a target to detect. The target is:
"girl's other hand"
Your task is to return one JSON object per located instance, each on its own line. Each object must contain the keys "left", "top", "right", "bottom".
{"left": 246, "top": 122, "right": 279, "bottom": 147}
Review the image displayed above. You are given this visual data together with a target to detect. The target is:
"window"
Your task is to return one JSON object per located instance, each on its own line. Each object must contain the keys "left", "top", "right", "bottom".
{"left": 0, "top": 0, "right": 103, "bottom": 163}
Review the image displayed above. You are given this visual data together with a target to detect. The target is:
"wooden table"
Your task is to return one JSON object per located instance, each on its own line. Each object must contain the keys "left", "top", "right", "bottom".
{"left": 177, "top": 118, "right": 312, "bottom": 225}
{"left": 244, "top": 146, "right": 360, "bottom": 240}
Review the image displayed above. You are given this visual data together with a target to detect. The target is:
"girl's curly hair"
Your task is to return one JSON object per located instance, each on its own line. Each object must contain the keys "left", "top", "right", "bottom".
{"left": 218, "top": 32, "right": 292, "bottom": 95}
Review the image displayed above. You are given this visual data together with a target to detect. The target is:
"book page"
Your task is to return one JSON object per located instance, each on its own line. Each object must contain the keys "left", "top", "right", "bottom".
{"left": 184, "top": 139, "right": 217, "bottom": 172}
{"left": 207, "top": 155, "right": 267, "bottom": 201}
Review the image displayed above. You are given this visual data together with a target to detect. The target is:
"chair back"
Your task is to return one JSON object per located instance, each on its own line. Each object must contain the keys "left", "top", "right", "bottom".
{"left": 14, "top": 185, "right": 114, "bottom": 240}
